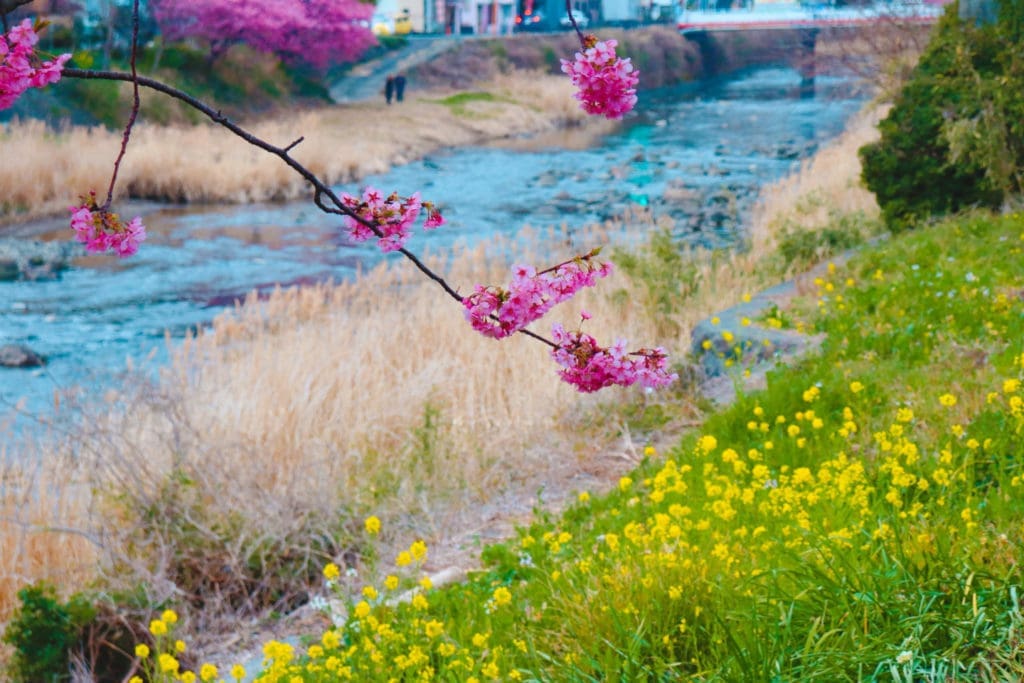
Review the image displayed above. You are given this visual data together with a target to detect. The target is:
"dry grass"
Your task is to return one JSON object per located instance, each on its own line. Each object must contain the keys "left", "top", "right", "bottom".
{"left": 748, "top": 103, "right": 883, "bottom": 256}
{"left": 0, "top": 442, "right": 97, "bottom": 629}
{"left": 0, "top": 99, "right": 884, "bottom": 666}
{"left": 0, "top": 72, "right": 593, "bottom": 223}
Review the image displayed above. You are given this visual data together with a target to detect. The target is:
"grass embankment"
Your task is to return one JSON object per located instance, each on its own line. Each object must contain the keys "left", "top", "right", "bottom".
{"left": 0, "top": 105, "right": 885, "bottom": 675}
{"left": 164, "top": 189, "right": 1023, "bottom": 679}
{"left": 0, "top": 71, "right": 598, "bottom": 225}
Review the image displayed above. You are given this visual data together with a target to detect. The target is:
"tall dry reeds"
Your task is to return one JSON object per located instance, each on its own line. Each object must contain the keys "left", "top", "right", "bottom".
{"left": 0, "top": 72, "right": 593, "bottom": 224}
{"left": 748, "top": 103, "right": 883, "bottom": 258}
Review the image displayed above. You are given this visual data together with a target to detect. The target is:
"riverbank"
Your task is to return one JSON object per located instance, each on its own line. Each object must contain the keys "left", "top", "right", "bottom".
{"left": 0, "top": 71, "right": 610, "bottom": 232}
{"left": 0, "top": 95, "right": 884, "bottom": 676}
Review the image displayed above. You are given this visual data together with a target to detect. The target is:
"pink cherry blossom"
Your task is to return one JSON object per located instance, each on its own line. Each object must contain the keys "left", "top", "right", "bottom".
{"left": 151, "top": 0, "right": 375, "bottom": 68}
{"left": 560, "top": 37, "right": 639, "bottom": 120}
{"left": 0, "top": 19, "right": 71, "bottom": 110}
{"left": 463, "top": 251, "right": 612, "bottom": 339}
{"left": 550, "top": 323, "right": 677, "bottom": 392}
{"left": 340, "top": 187, "right": 443, "bottom": 253}
{"left": 69, "top": 194, "right": 147, "bottom": 258}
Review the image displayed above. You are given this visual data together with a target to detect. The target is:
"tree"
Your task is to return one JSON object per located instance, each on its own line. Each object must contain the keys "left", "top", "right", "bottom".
{"left": 150, "top": 0, "right": 376, "bottom": 68}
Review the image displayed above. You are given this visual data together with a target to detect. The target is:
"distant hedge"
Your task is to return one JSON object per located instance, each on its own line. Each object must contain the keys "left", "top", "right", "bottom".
{"left": 860, "top": 1, "right": 1024, "bottom": 231}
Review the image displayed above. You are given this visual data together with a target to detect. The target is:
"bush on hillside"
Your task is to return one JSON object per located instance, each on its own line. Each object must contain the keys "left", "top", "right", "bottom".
{"left": 859, "top": 2, "right": 1024, "bottom": 231}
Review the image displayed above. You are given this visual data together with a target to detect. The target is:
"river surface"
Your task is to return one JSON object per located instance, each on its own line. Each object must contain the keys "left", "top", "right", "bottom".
{"left": 0, "top": 67, "right": 868, "bottom": 435}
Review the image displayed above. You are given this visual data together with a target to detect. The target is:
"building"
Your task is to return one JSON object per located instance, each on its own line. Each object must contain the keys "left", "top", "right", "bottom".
{"left": 443, "top": 0, "right": 516, "bottom": 34}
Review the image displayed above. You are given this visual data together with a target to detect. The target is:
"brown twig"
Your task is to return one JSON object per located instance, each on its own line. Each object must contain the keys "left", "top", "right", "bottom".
{"left": 63, "top": 65, "right": 562, "bottom": 349}
{"left": 565, "top": 0, "right": 586, "bottom": 44}
{"left": 102, "top": 0, "right": 142, "bottom": 210}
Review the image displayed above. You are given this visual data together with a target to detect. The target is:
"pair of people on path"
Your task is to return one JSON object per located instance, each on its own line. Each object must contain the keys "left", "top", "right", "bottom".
{"left": 385, "top": 73, "right": 406, "bottom": 105}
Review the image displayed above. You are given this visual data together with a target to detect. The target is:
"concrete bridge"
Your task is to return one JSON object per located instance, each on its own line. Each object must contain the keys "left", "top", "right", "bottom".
{"left": 678, "top": 2, "right": 947, "bottom": 94}
{"left": 677, "top": 2, "right": 947, "bottom": 33}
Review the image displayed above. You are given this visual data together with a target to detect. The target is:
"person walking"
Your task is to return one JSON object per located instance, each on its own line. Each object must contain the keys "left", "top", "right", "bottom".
{"left": 394, "top": 73, "right": 407, "bottom": 103}
{"left": 385, "top": 74, "right": 395, "bottom": 105}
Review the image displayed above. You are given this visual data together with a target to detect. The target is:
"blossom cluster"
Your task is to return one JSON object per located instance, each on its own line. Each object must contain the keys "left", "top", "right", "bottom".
{"left": 560, "top": 37, "right": 639, "bottom": 120}
{"left": 69, "top": 193, "right": 147, "bottom": 257}
{"left": 1, "top": 19, "right": 71, "bottom": 110}
{"left": 550, "top": 323, "right": 677, "bottom": 392}
{"left": 462, "top": 253, "right": 612, "bottom": 339}
{"left": 340, "top": 186, "right": 444, "bottom": 253}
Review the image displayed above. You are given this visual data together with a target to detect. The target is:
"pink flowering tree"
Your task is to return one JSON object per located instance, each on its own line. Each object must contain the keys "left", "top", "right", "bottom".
{"left": 1, "top": 0, "right": 677, "bottom": 393}
{"left": 150, "top": 0, "right": 376, "bottom": 68}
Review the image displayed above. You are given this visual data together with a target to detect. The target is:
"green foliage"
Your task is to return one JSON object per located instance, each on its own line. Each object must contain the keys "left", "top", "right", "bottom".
{"left": 433, "top": 91, "right": 509, "bottom": 117}
{"left": 2, "top": 582, "right": 95, "bottom": 683}
{"left": 225, "top": 208, "right": 1024, "bottom": 682}
{"left": 612, "top": 227, "right": 703, "bottom": 337}
{"left": 860, "top": 4, "right": 1024, "bottom": 231}
{"left": 773, "top": 211, "right": 876, "bottom": 273}
{"left": 377, "top": 34, "right": 408, "bottom": 51}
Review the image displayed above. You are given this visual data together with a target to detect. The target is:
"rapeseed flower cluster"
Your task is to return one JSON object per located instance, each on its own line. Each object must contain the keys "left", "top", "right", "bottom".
{"left": 132, "top": 213, "right": 1024, "bottom": 680}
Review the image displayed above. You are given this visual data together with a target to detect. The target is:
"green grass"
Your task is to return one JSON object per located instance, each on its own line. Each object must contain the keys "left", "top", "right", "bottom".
{"left": 133, "top": 210, "right": 1024, "bottom": 681}
{"left": 430, "top": 91, "right": 515, "bottom": 119}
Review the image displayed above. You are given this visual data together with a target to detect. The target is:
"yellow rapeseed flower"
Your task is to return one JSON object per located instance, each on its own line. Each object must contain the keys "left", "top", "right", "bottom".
{"left": 697, "top": 435, "right": 717, "bottom": 454}
{"left": 158, "top": 653, "right": 179, "bottom": 674}
{"left": 578, "top": 491, "right": 590, "bottom": 503}
{"left": 365, "top": 515, "right": 382, "bottom": 535}
{"left": 134, "top": 644, "right": 150, "bottom": 658}
{"left": 323, "top": 563, "right": 340, "bottom": 581}
{"left": 384, "top": 574, "right": 400, "bottom": 590}
{"left": 180, "top": 673, "right": 196, "bottom": 683}
{"left": 619, "top": 476, "right": 633, "bottom": 491}
{"left": 231, "top": 664, "right": 246, "bottom": 681}
{"left": 321, "top": 630, "right": 341, "bottom": 649}
{"left": 200, "top": 663, "right": 219, "bottom": 682}
{"left": 396, "top": 551, "right": 412, "bottom": 567}
{"left": 354, "top": 601, "right": 371, "bottom": 619}
{"left": 410, "top": 540, "right": 428, "bottom": 563}
{"left": 160, "top": 609, "right": 178, "bottom": 624}
{"left": 939, "top": 393, "right": 958, "bottom": 407}
{"left": 363, "top": 585, "right": 379, "bottom": 600}
{"left": 493, "top": 587, "right": 512, "bottom": 607}
{"left": 149, "top": 620, "right": 167, "bottom": 636}
{"left": 175, "top": 639, "right": 186, "bottom": 653}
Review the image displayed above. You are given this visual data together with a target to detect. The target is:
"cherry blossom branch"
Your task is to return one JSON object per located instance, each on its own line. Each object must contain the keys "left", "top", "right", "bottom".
{"left": 62, "top": 66, "right": 570, "bottom": 349}
{"left": 564, "top": 0, "right": 586, "bottom": 42}
{"left": 102, "top": 0, "right": 141, "bottom": 210}
{"left": 6, "top": 13, "right": 675, "bottom": 390}
{"left": 535, "top": 247, "right": 601, "bottom": 276}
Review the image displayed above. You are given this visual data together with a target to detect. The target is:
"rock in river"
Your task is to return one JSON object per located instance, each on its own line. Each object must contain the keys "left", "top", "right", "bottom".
{"left": 0, "top": 344, "right": 45, "bottom": 368}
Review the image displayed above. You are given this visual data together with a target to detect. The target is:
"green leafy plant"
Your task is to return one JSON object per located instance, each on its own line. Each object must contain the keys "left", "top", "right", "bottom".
{"left": 612, "top": 226, "right": 703, "bottom": 337}
{"left": 2, "top": 582, "right": 95, "bottom": 683}
{"left": 859, "top": 4, "right": 1022, "bottom": 231}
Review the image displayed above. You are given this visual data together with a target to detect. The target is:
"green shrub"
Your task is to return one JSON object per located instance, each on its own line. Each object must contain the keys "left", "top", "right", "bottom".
{"left": 773, "top": 211, "right": 876, "bottom": 273}
{"left": 2, "top": 583, "right": 95, "bottom": 683}
{"left": 859, "top": 5, "right": 1008, "bottom": 231}
{"left": 612, "top": 227, "right": 703, "bottom": 337}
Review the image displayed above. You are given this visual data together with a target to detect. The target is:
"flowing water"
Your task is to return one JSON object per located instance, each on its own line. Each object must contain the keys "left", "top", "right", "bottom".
{"left": 0, "top": 67, "right": 869, "bottom": 435}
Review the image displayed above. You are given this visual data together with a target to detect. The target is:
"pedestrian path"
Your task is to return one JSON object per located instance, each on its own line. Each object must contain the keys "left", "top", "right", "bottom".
{"left": 329, "top": 35, "right": 462, "bottom": 103}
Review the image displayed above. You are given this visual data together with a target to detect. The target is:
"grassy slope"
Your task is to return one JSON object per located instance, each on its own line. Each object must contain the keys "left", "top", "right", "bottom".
{"left": 218, "top": 211, "right": 1024, "bottom": 681}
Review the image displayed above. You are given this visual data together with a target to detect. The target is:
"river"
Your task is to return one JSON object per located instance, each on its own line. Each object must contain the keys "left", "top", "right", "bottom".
{"left": 0, "top": 66, "right": 869, "bottom": 436}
